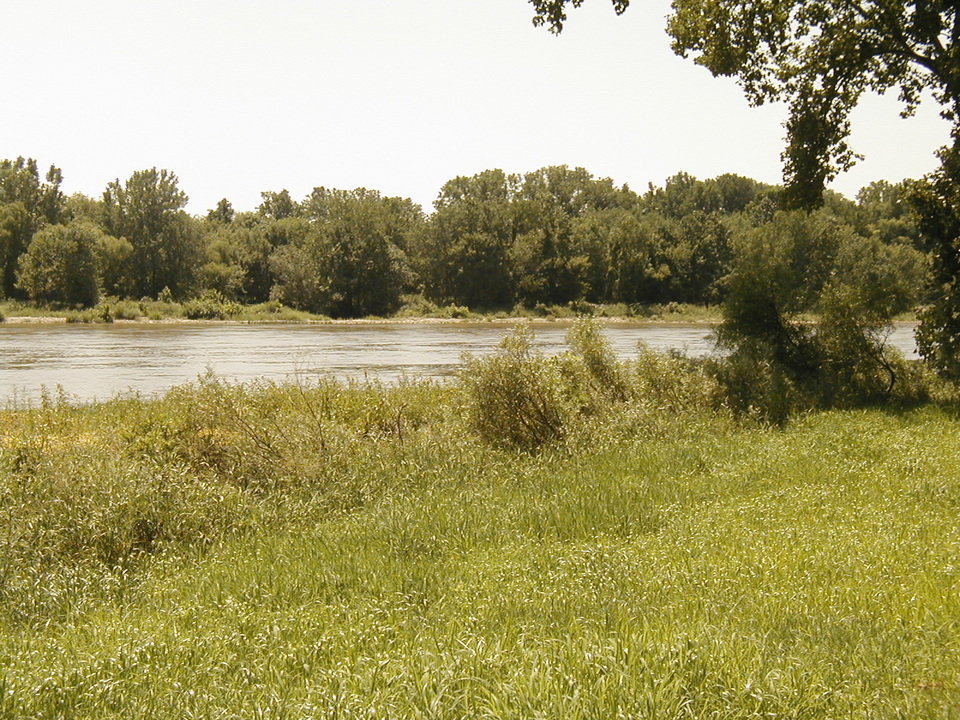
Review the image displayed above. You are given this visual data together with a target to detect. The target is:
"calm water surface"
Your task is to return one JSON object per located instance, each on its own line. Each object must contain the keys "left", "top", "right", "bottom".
{"left": 0, "top": 322, "right": 919, "bottom": 404}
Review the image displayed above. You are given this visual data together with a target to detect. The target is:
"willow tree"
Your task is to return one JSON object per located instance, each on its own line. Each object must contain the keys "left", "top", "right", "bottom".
{"left": 529, "top": 0, "right": 960, "bottom": 376}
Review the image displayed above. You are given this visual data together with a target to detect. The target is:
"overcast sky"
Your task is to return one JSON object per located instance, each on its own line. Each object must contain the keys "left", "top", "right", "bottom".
{"left": 3, "top": 0, "right": 950, "bottom": 215}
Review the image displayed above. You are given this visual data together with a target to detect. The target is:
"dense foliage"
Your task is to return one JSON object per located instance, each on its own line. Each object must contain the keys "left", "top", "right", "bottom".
{"left": 0, "top": 157, "right": 930, "bottom": 327}
{"left": 528, "top": 0, "right": 960, "bottom": 378}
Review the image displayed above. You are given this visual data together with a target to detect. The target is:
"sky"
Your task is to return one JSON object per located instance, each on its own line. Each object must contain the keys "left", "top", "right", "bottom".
{"left": 2, "top": 0, "right": 951, "bottom": 215}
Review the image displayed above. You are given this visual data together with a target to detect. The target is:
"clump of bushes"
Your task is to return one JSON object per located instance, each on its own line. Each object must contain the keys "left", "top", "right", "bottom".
{"left": 460, "top": 317, "right": 727, "bottom": 451}
{"left": 182, "top": 289, "right": 242, "bottom": 319}
{"left": 140, "top": 297, "right": 184, "bottom": 320}
{"left": 460, "top": 325, "right": 575, "bottom": 451}
{"left": 395, "top": 294, "right": 473, "bottom": 319}
{"left": 62, "top": 301, "right": 116, "bottom": 324}
{"left": 711, "top": 289, "right": 935, "bottom": 425}
{"left": 104, "top": 297, "right": 143, "bottom": 320}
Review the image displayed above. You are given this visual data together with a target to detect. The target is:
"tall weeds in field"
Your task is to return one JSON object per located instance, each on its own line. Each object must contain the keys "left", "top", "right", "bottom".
{"left": 460, "top": 325, "right": 575, "bottom": 451}
{"left": 0, "top": 373, "right": 472, "bottom": 624}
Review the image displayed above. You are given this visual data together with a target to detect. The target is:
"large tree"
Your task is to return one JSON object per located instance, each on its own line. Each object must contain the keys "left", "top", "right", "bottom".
{"left": 529, "top": 0, "right": 960, "bottom": 375}
{"left": 530, "top": 0, "right": 956, "bottom": 203}
{"left": 102, "top": 168, "right": 200, "bottom": 299}
{"left": 414, "top": 169, "right": 519, "bottom": 308}
{"left": 271, "top": 188, "right": 420, "bottom": 318}
{"left": 16, "top": 220, "right": 101, "bottom": 307}
{"left": 0, "top": 158, "right": 65, "bottom": 297}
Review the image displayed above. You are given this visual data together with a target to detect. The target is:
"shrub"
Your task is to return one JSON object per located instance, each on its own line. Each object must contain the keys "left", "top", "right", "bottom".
{"left": 182, "top": 289, "right": 242, "bottom": 320}
{"left": 395, "top": 294, "right": 440, "bottom": 318}
{"left": 707, "top": 352, "right": 802, "bottom": 426}
{"left": 460, "top": 326, "right": 574, "bottom": 451}
{"left": 92, "top": 301, "right": 114, "bottom": 323}
{"left": 105, "top": 297, "right": 143, "bottom": 320}
{"left": 436, "top": 303, "right": 471, "bottom": 319}
{"left": 140, "top": 298, "right": 184, "bottom": 320}
{"left": 566, "top": 317, "right": 629, "bottom": 401}
{"left": 634, "top": 346, "right": 719, "bottom": 413}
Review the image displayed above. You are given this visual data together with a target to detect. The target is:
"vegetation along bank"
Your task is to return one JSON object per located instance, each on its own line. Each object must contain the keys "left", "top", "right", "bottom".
{"left": 0, "top": 319, "right": 958, "bottom": 716}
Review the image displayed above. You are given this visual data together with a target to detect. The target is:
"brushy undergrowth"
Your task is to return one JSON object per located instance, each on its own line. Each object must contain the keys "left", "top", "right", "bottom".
{"left": 460, "top": 319, "right": 721, "bottom": 452}
{"left": 1, "top": 402, "right": 958, "bottom": 717}
{"left": 0, "top": 319, "right": 958, "bottom": 717}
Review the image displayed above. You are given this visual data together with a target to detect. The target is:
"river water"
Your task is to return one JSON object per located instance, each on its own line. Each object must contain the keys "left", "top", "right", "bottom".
{"left": 0, "top": 322, "right": 919, "bottom": 405}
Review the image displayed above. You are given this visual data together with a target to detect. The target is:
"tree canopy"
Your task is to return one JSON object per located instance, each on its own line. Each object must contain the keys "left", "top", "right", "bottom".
{"left": 530, "top": 0, "right": 960, "bottom": 377}
{"left": 530, "top": 0, "right": 958, "bottom": 206}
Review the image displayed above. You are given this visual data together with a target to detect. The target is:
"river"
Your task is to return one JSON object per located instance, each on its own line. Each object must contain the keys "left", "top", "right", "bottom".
{"left": 0, "top": 321, "right": 919, "bottom": 405}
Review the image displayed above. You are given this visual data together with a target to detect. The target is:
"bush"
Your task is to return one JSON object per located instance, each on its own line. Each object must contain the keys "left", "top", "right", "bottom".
{"left": 140, "top": 298, "right": 184, "bottom": 320}
{"left": 436, "top": 303, "right": 471, "bottom": 319}
{"left": 707, "top": 352, "right": 801, "bottom": 426}
{"left": 634, "top": 346, "right": 719, "bottom": 413}
{"left": 395, "top": 294, "right": 440, "bottom": 318}
{"left": 182, "top": 290, "right": 242, "bottom": 320}
{"left": 460, "top": 326, "right": 575, "bottom": 451}
{"left": 566, "top": 316, "right": 629, "bottom": 401}
{"left": 105, "top": 297, "right": 143, "bottom": 320}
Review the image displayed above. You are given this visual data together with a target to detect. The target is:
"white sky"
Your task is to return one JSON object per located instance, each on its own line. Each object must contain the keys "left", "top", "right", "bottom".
{"left": 2, "top": 0, "right": 950, "bottom": 215}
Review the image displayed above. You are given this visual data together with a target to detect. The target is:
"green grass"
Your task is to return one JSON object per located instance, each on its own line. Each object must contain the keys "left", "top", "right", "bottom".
{"left": 0, "top": 333, "right": 957, "bottom": 717}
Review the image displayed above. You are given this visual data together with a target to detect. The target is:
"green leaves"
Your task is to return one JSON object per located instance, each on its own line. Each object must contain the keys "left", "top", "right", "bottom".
{"left": 529, "top": 0, "right": 629, "bottom": 33}
{"left": 15, "top": 220, "right": 103, "bottom": 307}
{"left": 102, "top": 168, "right": 198, "bottom": 299}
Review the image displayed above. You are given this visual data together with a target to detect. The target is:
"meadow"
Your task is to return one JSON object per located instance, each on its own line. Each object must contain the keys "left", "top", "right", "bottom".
{"left": 0, "top": 322, "right": 957, "bottom": 718}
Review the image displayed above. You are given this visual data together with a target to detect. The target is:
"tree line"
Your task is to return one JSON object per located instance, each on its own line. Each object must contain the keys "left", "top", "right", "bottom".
{"left": 0, "top": 157, "right": 929, "bottom": 322}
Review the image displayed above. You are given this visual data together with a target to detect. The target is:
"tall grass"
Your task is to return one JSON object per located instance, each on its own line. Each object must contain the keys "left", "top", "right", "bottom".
{"left": 0, "top": 321, "right": 958, "bottom": 717}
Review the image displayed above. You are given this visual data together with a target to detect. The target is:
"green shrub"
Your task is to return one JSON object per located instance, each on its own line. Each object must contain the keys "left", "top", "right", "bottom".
{"left": 566, "top": 317, "right": 629, "bottom": 401}
{"left": 182, "top": 290, "right": 242, "bottom": 320}
{"left": 395, "top": 293, "right": 440, "bottom": 317}
{"left": 105, "top": 297, "right": 142, "bottom": 320}
{"left": 64, "top": 310, "right": 93, "bottom": 324}
{"left": 707, "top": 352, "right": 802, "bottom": 426}
{"left": 436, "top": 303, "right": 471, "bottom": 319}
{"left": 139, "top": 298, "right": 184, "bottom": 320}
{"left": 92, "top": 301, "right": 114, "bottom": 323}
{"left": 634, "top": 346, "right": 720, "bottom": 414}
{"left": 460, "top": 326, "right": 575, "bottom": 451}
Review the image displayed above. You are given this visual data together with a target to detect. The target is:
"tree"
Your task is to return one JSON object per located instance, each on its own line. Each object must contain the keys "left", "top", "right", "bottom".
{"left": 530, "top": 0, "right": 960, "bottom": 375}
{"left": 16, "top": 220, "right": 101, "bottom": 307}
{"left": 206, "top": 198, "right": 235, "bottom": 224}
{"left": 911, "top": 171, "right": 960, "bottom": 378}
{"left": 271, "top": 188, "right": 420, "bottom": 317}
{"left": 532, "top": 1, "right": 957, "bottom": 202}
{"left": 571, "top": 206, "right": 669, "bottom": 304}
{"left": 0, "top": 158, "right": 65, "bottom": 297}
{"left": 511, "top": 166, "right": 623, "bottom": 306}
{"left": 198, "top": 219, "right": 273, "bottom": 302}
{"left": 257, "top": 190, "right": 298, "bottom": 220}
{"left": 102, "top": 168, "right": 200, "bottom": 298}
{"left": 414, "top": 170, "right": 519, "bottom": 308}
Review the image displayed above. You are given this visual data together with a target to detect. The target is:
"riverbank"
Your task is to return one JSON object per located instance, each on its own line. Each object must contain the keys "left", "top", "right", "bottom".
{"left": 0, "top": 314, "right": 724, "bottom": 327}
{"left": 0, "top": 299, "right": 726, "bottom": 326}
{"left": 0, "top": 367, "right": 957, "bottom": 716}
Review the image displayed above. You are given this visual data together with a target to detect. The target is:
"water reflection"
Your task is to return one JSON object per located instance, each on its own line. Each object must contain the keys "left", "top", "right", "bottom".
{"left": 0, "top": 322, "right": 918, "bottom": 404}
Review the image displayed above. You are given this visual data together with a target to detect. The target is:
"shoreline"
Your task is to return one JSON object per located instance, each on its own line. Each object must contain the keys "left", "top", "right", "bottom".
{"left": 1, "top": 314, "right": 727, "bottom": 328}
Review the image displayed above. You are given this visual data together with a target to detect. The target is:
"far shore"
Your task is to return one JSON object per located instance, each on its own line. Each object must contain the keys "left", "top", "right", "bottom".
{"left": 1, "top": 314, "right": 726, "bottom": 327}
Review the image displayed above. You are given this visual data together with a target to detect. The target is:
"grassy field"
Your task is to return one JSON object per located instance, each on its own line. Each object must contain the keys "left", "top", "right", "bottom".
{"left": 0, "top": 331, "right": 957, "bottom": 718}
